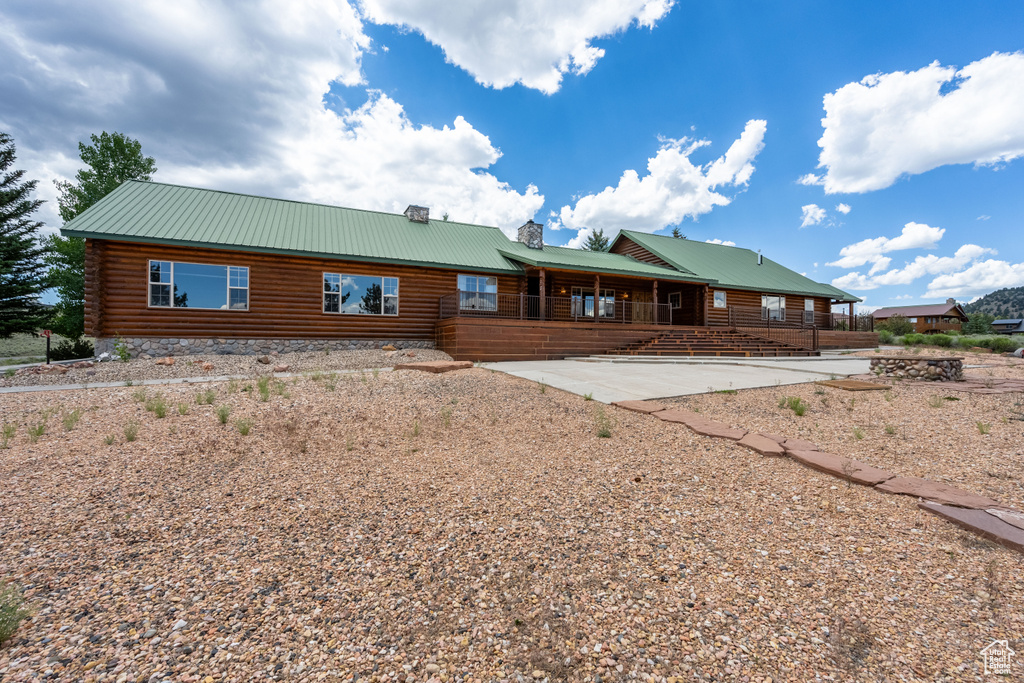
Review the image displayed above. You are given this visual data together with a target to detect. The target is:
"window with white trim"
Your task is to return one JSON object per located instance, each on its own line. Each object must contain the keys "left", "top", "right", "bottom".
{"left": 457, "top": 274, "right": 498, "bottom": 311}
{"left": 761, "top": 294, "right": 786, "bottom": 320}
{"left": 148, "top": 260, "right": 249, "bottom": 310}
{"left": 324, "top": 273, "right": 398, "bottom": 315}
{"left": 713, "top": 291, "right": 727, "bottom": 308}
{"left": 668, "top": 292, "right": 681, "bottom": 309}
{"left": 803, "top": 298, "right": 815, "bottom": 324}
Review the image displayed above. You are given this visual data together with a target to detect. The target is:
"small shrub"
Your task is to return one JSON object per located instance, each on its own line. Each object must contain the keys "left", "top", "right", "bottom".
{"left": 62, "top": 409, "right": 82, "bottom": 432}
{"left": 977, "top": 421, "right": 991, "bottom": 435}
{"left": 177, "top": 403, "right": 189, "bottom": 416}
{"left": 132, "top": 388, "right": 147, "bottom": 402}
{"left": 27, "top": 422, "right": 45, "bottom": 443}
{"left": 114, "top": 336, "right": 131, "bottom": 363}
{"left": 902, "top": 333, "right": 927, "bottom": 346}
{"left": 0, "top": 580, "right": 33, "bottom": 644}
{"left": 583, "top": 392, "right": 594, "bottom": 401}
{"left": 931, "top": 333, "right": 953, "bottom": 347}
{"left": 103, "top": 434, "right": 116, "bottom": 446}
{"left": 538, "top": 381, "right": 547, "bottom": 394}
{"left": 235, "top": 418, "right": 253, "bottom": 436}
{"left": 196, "top": 389, "right": 216, "bottom": 405}
{"left": 927, "top": 395, "right": 944, "bottom": 409}
{"left": 372, "top": 368, "right": 379, "bottom": 379}
{"left": 785, "top": 396, "right": 807, "bottom": 416}
{"left": 877, "top": 315, "right": 913, "bottom": 337}
{"left": 852, "top": 426, "right": 865, "bottom": 440}
{"left": 440, "top": 406, "right": 452, "bottom": 428}
{"left": 257, "top": 376, "right": 270, "bottom": 401}
{"left": 877, "top": 330, "right": 895, "bottom": 344}
{"left": 411, "top": 420, "right": 421, "bottom": 437}
{"left": 884, "top": 424, "right": 896, "bottom": 435}
{"left": 49, "top": 337, "right": 95, "bottom": 361}
{"left": 216, "top": 405, "right": 231, "bottom": 424}
{"left": 227, "top": 379, "right": 240, "bottom": 393}
{"left": 123, "top": 420, "right": 139, "bottom": 442}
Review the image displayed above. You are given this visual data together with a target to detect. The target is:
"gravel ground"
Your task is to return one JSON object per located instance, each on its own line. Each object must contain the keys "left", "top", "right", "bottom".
{"left": 0, "top": 349, "right": 451, "bottom": 388}
{"left": 1, "top": 366, "right": 1022, "bottom": 682}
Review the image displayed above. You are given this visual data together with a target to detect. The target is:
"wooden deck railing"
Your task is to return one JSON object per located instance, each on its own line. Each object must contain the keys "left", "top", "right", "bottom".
{"left": 439, "top": 292, "right": 672, "bottom": 325}
{"left": 719, "top": 305, "right": 819, "bottom": 351}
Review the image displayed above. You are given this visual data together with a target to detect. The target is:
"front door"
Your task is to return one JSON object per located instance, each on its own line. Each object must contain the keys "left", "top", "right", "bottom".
{"left": 632, "top": 290, "right": 653, "bottom": 323}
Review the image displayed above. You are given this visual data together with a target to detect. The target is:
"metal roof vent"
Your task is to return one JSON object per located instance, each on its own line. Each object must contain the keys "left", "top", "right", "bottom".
{"left": 518, "top": 220, "right": 543, "bottom": 249}
{"left": 404, "top": 205, "right": 429, "bottom": 223}
{"left": 757, "top": 250, "right": 763, "bottom": 265}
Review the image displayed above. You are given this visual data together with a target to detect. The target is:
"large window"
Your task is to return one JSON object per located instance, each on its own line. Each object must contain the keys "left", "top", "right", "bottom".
{"left": 458, "top": 274, "right": 498, "bottom": 311}
{"left": 149, "top": 261, "right": 248, "bottom": 310}
{"left": 324, "top": 273, "right": 398, "bottom": 315}
{"left": 803, "top": 298, "right": 815, "bottom": 324}
{"left": 713, "top": 291, "right": 727, "bottom": 309}
{"left": 761, "top": 294, "right": 786, "bottom": 321}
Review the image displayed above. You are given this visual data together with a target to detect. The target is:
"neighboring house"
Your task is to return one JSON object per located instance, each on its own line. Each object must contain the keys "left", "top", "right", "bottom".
{"left": 61, "top": 181, "right": 860, "bottom": 361}
{"left": 872, "top": 300, "right": 968, "bottom": 334}
{"left": 991, "top": 319, "right": 1024, "bottom": 335}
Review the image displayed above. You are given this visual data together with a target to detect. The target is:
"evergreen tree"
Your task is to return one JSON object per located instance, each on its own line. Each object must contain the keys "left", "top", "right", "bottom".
{"left": 0, "top": 132, "right": 49, "bottom": 338}
{"left": 46, "top": 132, "right": 156, "bottom": 339}
{"left": 671, "top": 226, "right": 686, "bottom": 239}
{"left": 582, "top": 228, "right": 610, "bottom": 252}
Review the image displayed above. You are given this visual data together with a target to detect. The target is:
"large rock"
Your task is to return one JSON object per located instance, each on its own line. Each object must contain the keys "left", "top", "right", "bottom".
{"left": 782, "top": 438, "right": 820, "bottom": 453}
{"left": 876, "top": 477, "right": 1005, "bottom": 509}
{"left": 786, "top": 450, "right": 894, "bottom": 486}
{"left": 737, "top": 433, "right": 786, "bottom": 457}
{"left": 651, "top": 408, "right": 700, "bottom": 425}
{"left": 988, "top": 508, "right": 1024, "bottom": 531}
{"left": 393, "top": 360, "right": 473, "bottom": 374}
{"left": 919, "top": 502, "right": 1024, "bottom": 555}
{"left": 651, "top": 409, "right": 746, "bottom": 439}
{"left": 612, "top": 400, "right": 669, "bottom": 414}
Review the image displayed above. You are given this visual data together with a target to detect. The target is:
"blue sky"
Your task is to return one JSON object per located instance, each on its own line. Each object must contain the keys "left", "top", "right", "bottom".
{"left": 2, "top": 1, "right": 1023, "bottom": 311}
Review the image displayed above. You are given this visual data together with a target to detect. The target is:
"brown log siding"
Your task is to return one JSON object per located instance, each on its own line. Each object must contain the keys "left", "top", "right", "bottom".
{"left": 85, "top": 240, "right": 519, "bottom": 340}
{"left": 609, "top": 235, "right": 673, "bottom": 268}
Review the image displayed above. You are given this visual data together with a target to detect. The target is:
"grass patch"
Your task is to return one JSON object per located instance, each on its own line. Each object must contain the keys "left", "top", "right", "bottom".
{"left": 235, "top": 418, "right": 253, "bottom": 436}
{"left": 714, "top": 389, "right": 738, "bottom": 395}
{"left": 216, "top": 405, "right": 231, "bottom": 425}
{"left": 977, "top": 421, "right": 991, "bottom": 435}
{"left": 177, "top": 403, "right": 189, "bottom": 416}
{"left": 0, "top": 357, "right": 44, "bottom": 366}
{"left": 27, "top": 422, "right": 46, "bottom": 443}
{"left": 851, "top": 426, "right": 865, "bottom": 441}
{"left": 583, "top": 392, "right": 593, "bottom": 401}
{"left": 144, "top": 394, "right": 168, "bottom": 418}
{"left": 62, "top": 409, "right": 82, "bottom": 432}
{"left": 780, "top": 396, "right": 807, "bottom": 416}
{"left": 538, "top": 381, "right": 547, "bottom": 394}
{"left": 196, "top": 389, "right": 216, "bottom": 405}
{"left": 1, "top": 423, "right": 15, "bottom": 449}
{"left": 257, "top": 375, "right": 271, "bottom": 401}
{"left": 0, "top": 332, "right": 75, "bottom": 358}
{"left": 0, "top": 580, "right": 33, "bottom": 644}
{"left": 123, "top": 420, "right": 139, "bottom": 442}
{"left": 927, "top": 395, "right": 944, "bottom": 409}
{"left": 594, "top": 407, "right": 613, "bottom": 438}
{"left": 884, "top": 424, "right": 896, "bottom": 435}
{"left": 440, "top": 406, "right": 453, "bottom": 428}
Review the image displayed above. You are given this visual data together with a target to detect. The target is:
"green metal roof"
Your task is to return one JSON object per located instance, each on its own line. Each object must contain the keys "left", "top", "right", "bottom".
{"left": 497, "top": 242, "right": 706, "bottom": 282}
{"left": 613, "top": 230, "right": 861, "bottom": 302}
{"left": 61, "top": 181, "right": 525, "bottom": 274}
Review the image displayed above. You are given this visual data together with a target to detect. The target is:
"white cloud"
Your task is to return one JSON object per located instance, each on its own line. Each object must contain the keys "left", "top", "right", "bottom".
{"left": 705, "top": 238, "right": 736, "bottom": 246}
{"left": 557, "top": 120, "right": 767, "bottom": 243}
{"left": 892, "top": 294, "right": 914, "bottom": 300}
{"left": 977, "top": 214, "right": 991, "bottom": 221}
{"left": 831, "top": 243, "right": 996, "bottom": 291}
{"left": 835, "top": 203, "right": 851, "bottom": 214}
{"left": 826, "top": 222, "right": 944, "bottom": 269}
{"left": 800, "top": 204, "right": 826, "bottom": 228}
{"left": 797, "top": 173, "right": 822, "bottom": 186}
{"left": 0, "top": 0, "right": 543, "bottom": 231}
{"left": 925, "top": 259, "right": 1024, "bottom": 298}
{"left": 360, "top": 0, "right": 674, "bottom": 94}
{"left": 812, "top": 52, "right": 1024, "bottom": 193}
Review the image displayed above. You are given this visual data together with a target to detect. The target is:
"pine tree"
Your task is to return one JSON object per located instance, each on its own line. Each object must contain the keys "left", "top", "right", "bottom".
{"left": 0, "top": 132, "right": 49, "bottom": 338}
{"left": 45, "top": 131, "right": 156, "bottom": 339}
{"left": 582, "top": 228, "right": 610, "bottom": 252}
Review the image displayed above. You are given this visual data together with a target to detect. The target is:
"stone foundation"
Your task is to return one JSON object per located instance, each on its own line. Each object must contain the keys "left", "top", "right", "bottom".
{"left": 869, "top": 356, "right": 963, "bottom": 381}
{"left": 95, "top": 337, "right": 434, "bottom": 359}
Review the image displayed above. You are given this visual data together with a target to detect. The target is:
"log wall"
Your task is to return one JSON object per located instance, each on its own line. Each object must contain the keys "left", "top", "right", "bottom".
{"left": 85, "top": 240, "right": 519, "bottom": 340}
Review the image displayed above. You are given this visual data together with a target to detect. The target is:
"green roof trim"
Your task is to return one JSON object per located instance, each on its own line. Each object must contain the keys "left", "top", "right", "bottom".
{"left": 613, "top": 230, "right": 861, "bottom": 302}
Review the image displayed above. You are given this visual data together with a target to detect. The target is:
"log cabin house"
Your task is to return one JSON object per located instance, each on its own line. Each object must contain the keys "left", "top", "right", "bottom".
{"left": 871, "top": 301, "right": 968, "bottom": 335}
{"left": 61, "top": 181, "right": 862, "bottom": 361}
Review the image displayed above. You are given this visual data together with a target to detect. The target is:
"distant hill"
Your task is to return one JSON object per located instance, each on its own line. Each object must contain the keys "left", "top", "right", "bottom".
{"left": 963, "top": 287, "right": 1024, "bottom": 319}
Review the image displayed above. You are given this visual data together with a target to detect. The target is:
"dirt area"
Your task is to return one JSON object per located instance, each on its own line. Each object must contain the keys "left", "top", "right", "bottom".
{"left": 1, "top": 349, "right": 450, "bottom": 388}
{"left": 1, "top": 363, "right": 1022, "bottom": 682}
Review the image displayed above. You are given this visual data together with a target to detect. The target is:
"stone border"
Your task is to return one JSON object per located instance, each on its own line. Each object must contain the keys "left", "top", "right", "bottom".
{"left": 869, "top": 356, "right": 963, "bottom": 381}
{"left": 612, "top": 399, "right": 1023, "bottom": 555}
{"left": 95, "top": 337, "right": 434, "bottom": 360}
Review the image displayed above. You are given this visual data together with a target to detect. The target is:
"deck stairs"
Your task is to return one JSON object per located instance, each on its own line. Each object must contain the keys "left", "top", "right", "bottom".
{"left": 606, "top": 328, "right": 818, "bottom": 358}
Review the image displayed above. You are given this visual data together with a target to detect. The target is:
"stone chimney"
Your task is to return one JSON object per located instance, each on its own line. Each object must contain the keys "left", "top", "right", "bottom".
{"left": 404, "top": 205, "right": 429, "bottom": 223}
{"left": 518, "top": 220, "right": 543, "bottom": 249}
{"left": 946, "top": 298, "right": 956, "bottom": 305}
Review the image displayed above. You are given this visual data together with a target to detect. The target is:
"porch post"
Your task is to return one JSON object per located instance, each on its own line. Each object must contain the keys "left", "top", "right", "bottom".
{"left": 519, "top": 276, "right": 526, "bottom": 319}
{"left": 849, "top": 302, "right": 854, "bottom": 329}
{"left": 594, "top": 275, "right": 600, "bottom": 322}
{"left": 539, "top": 269, "right": 546, "bottom": 321}
{"left": 652, "top": 280, "right": 658, "bottom": 323}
